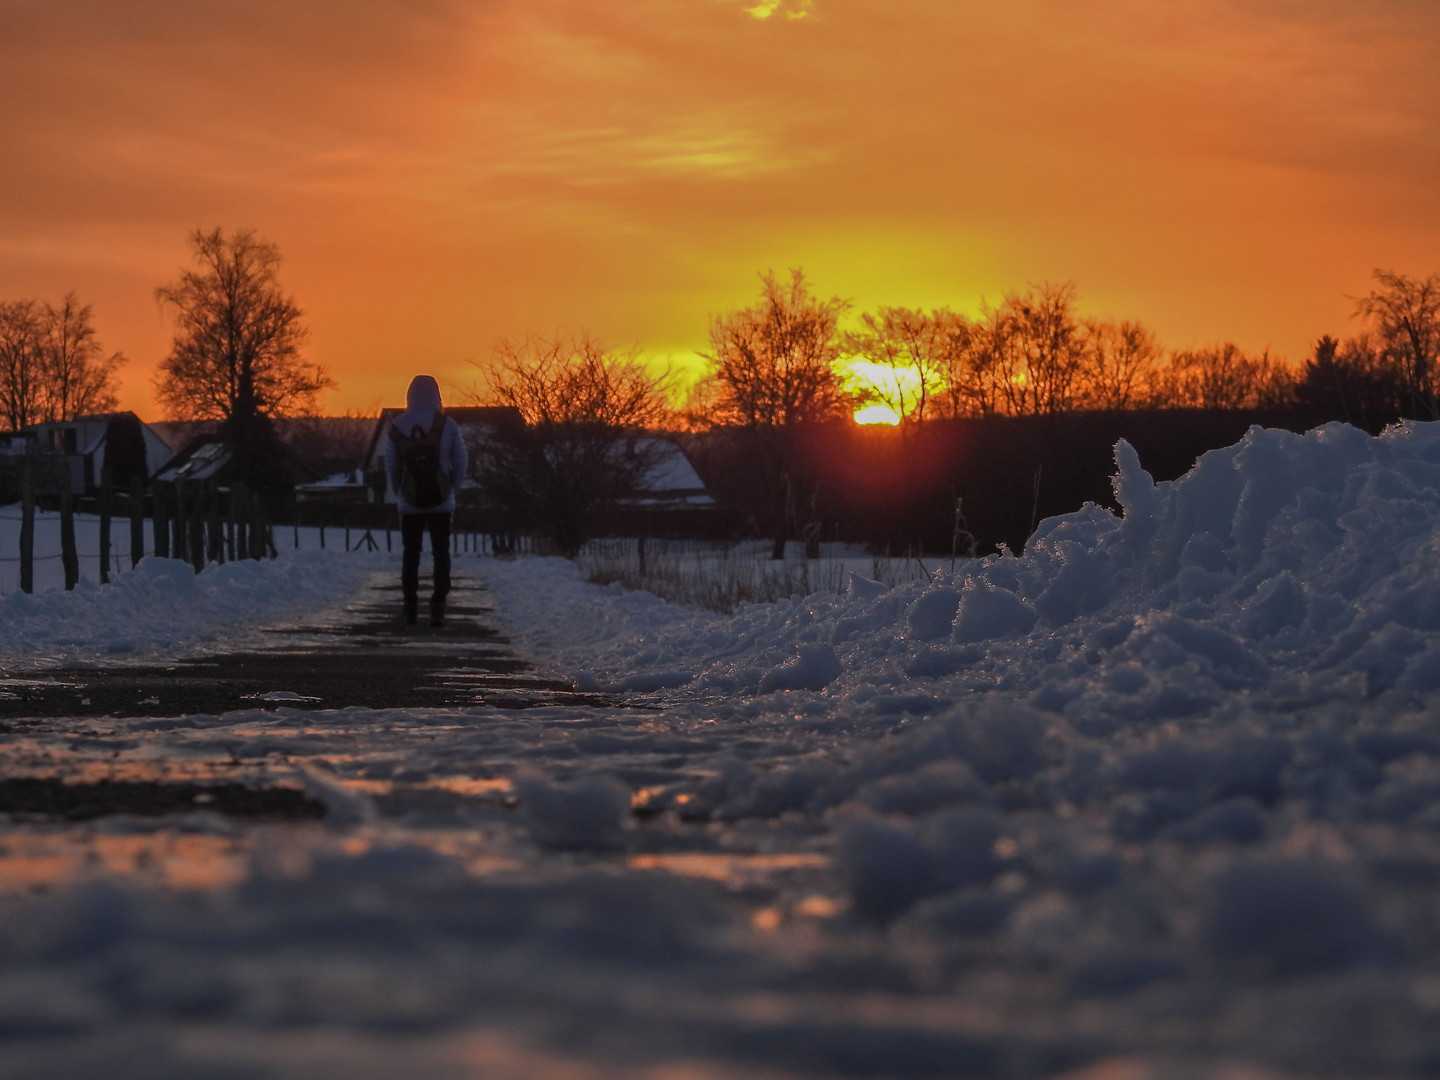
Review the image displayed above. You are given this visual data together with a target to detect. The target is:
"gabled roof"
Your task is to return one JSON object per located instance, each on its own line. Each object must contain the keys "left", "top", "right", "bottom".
{"left": 154, "top": 438, "right": 230, "bottom": 482}
{"left": 623, "top": 437, "right": 714, "bottom": 506}
{"left": 24, "top": 412, "right": 174, "bottom": 473}
{"left": 154, "top": 434, "right": 325, "bottom": 486}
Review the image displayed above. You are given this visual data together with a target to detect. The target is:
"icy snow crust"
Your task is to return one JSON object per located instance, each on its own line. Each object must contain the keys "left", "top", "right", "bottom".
{"left": 8, "top": 420, "right": 1440, "bottom": 1078}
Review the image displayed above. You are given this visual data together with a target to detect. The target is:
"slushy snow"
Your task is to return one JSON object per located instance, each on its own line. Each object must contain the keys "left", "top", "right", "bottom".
{"left": 6, "top": 420, "right": 1440, "bottom": 1078}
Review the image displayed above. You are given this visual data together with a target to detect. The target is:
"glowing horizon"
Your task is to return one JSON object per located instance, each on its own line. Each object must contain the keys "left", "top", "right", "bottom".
{"left": 2, "top": 1, "right": 1438, "bottom": 422}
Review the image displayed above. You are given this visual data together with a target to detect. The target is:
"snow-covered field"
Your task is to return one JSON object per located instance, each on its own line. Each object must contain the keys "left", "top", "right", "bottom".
{"left": 7, "top": 420, "right": 1440, "bottom": 1078}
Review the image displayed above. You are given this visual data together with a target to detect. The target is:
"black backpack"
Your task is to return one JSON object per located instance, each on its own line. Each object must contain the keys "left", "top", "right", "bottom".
{"left": 389, "top": 413, "right": 452, "bottom": 509}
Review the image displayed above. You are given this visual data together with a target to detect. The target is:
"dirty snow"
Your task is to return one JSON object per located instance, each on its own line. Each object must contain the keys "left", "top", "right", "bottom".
{"left": 6, "top": 420, "right": 1440, "bottom": 1078}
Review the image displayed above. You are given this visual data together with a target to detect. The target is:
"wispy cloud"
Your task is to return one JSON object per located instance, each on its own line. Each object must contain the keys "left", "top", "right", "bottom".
{"left": 490, "top": 116, "right": 818, "bottom": 187}
{"left": 735, "top": 0, "right": 815, "bottom": 21}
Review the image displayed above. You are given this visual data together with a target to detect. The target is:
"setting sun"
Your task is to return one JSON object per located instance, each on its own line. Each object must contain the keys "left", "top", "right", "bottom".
{"left": 853, "top": 404, "right": 901, "bottom": 426}
{"left": 837, "top": 357, "right": 929, "bottom": 425}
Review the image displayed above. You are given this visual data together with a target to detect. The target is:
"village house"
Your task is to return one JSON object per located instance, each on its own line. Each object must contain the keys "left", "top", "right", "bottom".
{"left": 0, "top": 412, "right": 172, "bottom": 501}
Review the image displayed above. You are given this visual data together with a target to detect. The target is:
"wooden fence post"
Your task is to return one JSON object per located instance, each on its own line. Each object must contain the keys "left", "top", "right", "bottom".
{"left": 19, "top": 456, "right": 34, "bottom": 594}
{"left": 98, "top": 466, "right": 113, "bottom": 585}
{"left": 189, "top": 480, "right": 206, "bottom": 572}
{"left": 59, "top": 468, "right": 79, "bottom": 591}
{"left": 129, "top": 475, "right": 145, "bottom": 568}
{"left": 152, "top": 482, "right": 170, "bottom": 559}
{"left": 249, "top": 494, "right": 266, "bottom": 560}
{"left": 232, "top": 483, "right": 249, "bottom": 559}
{"left": 208, "top": 481, "right": 224, "bottom": 564}
{"left": 171, "top": 478, "right": 188, "bottom": 565}
{"left": 225, "top": 485, "right": 237, "bottom": 562}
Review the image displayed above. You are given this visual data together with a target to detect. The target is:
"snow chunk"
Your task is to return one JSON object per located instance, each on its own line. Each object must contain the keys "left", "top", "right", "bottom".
{"left": 908, "top": 587, "right": 960, "bottom": 641}
{"left": 759, "top": 643, "right": 842, "bottom": 693}
{"left": 952, "top": 582, "right": 1037, "bottom": 644}
{"left": 515, "top": 773, "right": 632, "bottom": 850}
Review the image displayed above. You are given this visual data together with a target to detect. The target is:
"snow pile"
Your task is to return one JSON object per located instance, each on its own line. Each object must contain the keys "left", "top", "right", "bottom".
{"left": 9, "top": 421, "right": 1440, "bottom": 1077}
{"left": 472, "top": 420, "right": 1440, "bottom": 1013}
{"left": 0, "top": 551, "right": 379, "bottom": 664}
{"left": 489, "top": 420, "right": 1440, "bottom": 718}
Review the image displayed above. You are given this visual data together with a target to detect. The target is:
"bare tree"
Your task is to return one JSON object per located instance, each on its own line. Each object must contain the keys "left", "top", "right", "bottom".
{"left": 697, "top": 269, "right": 852, "bottom": 427}
{"left": 948, "top": 283, "right": 1090, "bottom": 417}
{"left": 938, "top": 307, "right": 1004, "bottom": 418}
{"left": 1000, "top": 282, "right": 1089, "bottom": 415}
{"left": 1158, "top": 343, "right": 1293, "bottom": 410}
{"left": 40, "top": 293, "right": 125, "bottom": 421}
{"left": 469, "top": 334, "right": 675, "bottom": 556}
{"left": 839, "top": 307, "right": 953, "bottom": 426}
{"left": 1078, "top": 318, "right": 1164, "bottom": 410}
{"left": 1354, "top": 269, "right": 1440, "bottom": 419}
{"left": 0, "top": 300, "right": 45, "bottom": 430}
{"left": 0, "top": 294, "right": 125, "bottom": 430}
{"left": 154, "top": 228, "right": 330, "bottom": 424}
{"left": 694, "top": 269, "right": 852, "bottom": 557}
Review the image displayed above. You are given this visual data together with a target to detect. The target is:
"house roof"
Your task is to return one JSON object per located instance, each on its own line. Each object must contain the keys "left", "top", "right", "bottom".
{"left": 24, "top": 412, "right": 174, "bottom": 472}
{"left": 154, "top": 438, "right": 230, "bottom": 482}
{"left": 154, "top": 434, "right": 325, "bottom": 486}
{"left": 624, "top": 437, "right": 714, "bottom": 506}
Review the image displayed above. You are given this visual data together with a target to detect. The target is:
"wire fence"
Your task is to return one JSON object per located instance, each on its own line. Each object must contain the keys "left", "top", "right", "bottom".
{"left": 0, "top": 507, "right": 540, "bottom": 599}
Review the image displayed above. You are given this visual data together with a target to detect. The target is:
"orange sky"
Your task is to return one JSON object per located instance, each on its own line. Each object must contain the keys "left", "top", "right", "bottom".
{"left": 2, "top": 0, "right": 1438, "bottom": 420}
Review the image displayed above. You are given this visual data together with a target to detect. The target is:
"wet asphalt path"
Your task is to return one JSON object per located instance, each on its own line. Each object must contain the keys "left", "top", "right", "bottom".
{"left": 0, "top": 573, "right": 616, "bottom": 723}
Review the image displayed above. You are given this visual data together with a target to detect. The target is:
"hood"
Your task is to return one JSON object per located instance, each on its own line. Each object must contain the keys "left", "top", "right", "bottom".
{"left": 406, "top": 375, "right": 443, "bottom": 414}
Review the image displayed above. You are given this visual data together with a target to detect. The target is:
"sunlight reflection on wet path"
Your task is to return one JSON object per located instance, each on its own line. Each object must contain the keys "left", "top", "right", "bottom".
{"left": 0, "top": 572, "right": 842, "bottom": 915}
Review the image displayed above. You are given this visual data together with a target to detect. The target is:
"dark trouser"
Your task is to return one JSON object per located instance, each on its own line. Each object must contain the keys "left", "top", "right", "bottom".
{"left": 401, "top": 512, "right": 452, "bottom": 615}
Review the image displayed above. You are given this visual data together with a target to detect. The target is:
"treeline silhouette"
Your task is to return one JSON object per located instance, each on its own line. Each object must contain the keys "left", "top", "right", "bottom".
{"left": 689, "top": 269, "right": 1438, "bottom": 426}
{"left": 659, "top": 267, "right": 1439, "bottom": 556}
{"left": 471, "top": 267, "right": 1440, "bottom": 555}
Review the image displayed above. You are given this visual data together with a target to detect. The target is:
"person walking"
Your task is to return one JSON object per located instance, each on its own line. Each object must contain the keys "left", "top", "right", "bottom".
{"left": 385, "top": 375, "right": 468, "bottom": 626}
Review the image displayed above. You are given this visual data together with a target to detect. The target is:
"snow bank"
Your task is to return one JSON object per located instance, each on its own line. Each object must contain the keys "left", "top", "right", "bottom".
{"left": 474, "top": 420, "right": 1440, "bottom": 994}
{"left": 487, "top": 420, "right": 1440, "bottom": 719}
{"left": 0, "top": 551, "right": 380, "bottom": 665}
{"left": 10, "top": 421, "right": 1440, "bottom": 1078}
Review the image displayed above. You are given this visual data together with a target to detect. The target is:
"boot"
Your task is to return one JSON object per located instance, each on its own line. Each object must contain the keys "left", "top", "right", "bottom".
{"left": 403, "top": 599, "right": 418, "bottom": 626}
{"left": 429, "top": 599, "right": 445, "bottom": 628}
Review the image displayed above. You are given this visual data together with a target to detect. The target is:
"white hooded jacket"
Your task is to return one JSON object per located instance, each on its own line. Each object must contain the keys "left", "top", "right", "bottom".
{"left": 384, "top": 375, "right": 469, "bottom": 515}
